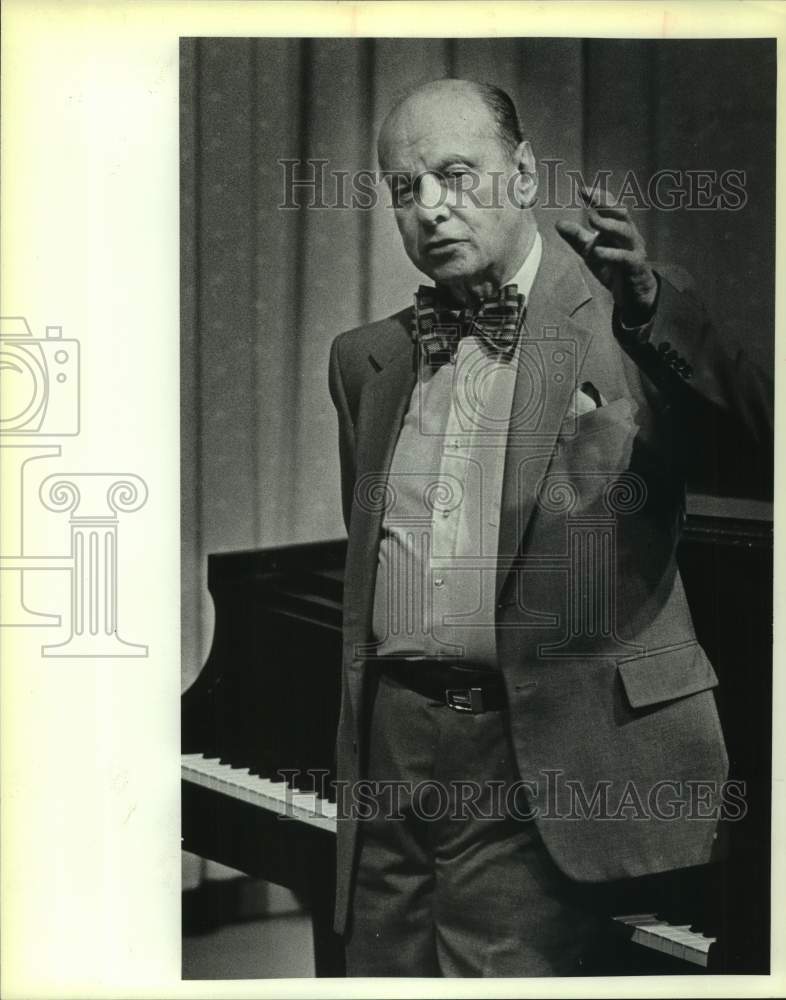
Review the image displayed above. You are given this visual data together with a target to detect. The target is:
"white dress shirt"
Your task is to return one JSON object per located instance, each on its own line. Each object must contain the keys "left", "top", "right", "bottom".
{"left": 371, "top": 233, "right": 545, "bottom": 665}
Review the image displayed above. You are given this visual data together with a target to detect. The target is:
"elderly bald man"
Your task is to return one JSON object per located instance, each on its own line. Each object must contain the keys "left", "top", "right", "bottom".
{"left": 327, "top": 78, "right": 769, "bottom": 977}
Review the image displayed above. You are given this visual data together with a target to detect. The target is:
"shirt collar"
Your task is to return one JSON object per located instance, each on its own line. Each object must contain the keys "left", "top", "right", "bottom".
{"left": 502, "top": 230, "right": 542, "bottom": 302}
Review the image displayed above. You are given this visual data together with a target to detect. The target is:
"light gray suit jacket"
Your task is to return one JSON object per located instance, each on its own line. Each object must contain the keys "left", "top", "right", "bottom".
{"left": 327, "top": 233, "right": 771, "bottom": 935}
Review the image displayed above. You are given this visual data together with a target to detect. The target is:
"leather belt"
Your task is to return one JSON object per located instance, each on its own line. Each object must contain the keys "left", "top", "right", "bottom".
{"left": 370, "top": 657, "right": 507, "bottom": 714}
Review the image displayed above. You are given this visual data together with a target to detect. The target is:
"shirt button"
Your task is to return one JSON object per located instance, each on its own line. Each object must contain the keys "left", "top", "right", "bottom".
{"left": 434, "top": 577, "right": 445, "bottom": 587}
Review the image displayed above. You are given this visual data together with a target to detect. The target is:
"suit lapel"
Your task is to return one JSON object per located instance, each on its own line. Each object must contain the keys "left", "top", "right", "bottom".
{"left": 356, "top": 346, "right": 416, "bottom": 471}
{"left": 343, "top": 338, "right": 416, "bottom": 715}
{"left": 495, "top": 240, "right": 597, "bottom": 601}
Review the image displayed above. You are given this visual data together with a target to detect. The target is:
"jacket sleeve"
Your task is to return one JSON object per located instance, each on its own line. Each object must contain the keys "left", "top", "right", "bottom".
{"left": 328, "top": 334, "right": 357, "bottom": 534}
{"left": 614, "top": 270, "right": 773, "bottom": 491}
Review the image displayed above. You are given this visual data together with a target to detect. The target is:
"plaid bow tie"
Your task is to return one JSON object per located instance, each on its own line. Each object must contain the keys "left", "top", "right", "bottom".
{"left": 412, "top": 283, "right": 525, "bottom": 367}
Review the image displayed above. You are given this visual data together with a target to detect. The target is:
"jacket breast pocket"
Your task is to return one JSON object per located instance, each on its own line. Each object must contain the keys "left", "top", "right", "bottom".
{"left": 571, "top": 396, "right": 636, "bottom": 436}
{"left": 617, "top": 640, "right": 719, "bottom": 709}
{"left": 557, "top": 397, "right": 638, "bottom": 475}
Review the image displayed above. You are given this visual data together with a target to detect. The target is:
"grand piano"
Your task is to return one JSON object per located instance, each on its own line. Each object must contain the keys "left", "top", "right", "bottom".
{"left": 181, "top": 508, "right": 772, "bottom": 977}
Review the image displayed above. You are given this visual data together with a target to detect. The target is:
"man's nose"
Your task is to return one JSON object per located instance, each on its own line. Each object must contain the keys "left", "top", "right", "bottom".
{"left": 415, "top": 172, "right": 450, "bottom": 225}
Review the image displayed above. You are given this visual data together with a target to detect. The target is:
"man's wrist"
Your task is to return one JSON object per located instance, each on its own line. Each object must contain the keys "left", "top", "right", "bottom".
{"left": 617, "top": 275, "right": 660, "bottom": 337}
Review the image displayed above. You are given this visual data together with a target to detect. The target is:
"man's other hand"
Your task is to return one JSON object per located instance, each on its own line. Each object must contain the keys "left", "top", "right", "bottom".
{"left": 556, "top": 187, "right": 658, "bottom": 327}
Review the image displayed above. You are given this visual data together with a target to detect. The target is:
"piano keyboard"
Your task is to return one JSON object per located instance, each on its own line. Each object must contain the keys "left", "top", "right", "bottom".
{"left": 182, "top": 754, "right": 716, "bottom": 969}
{"left": 612, "top": 913, "right": 717, "bottom": 967}
{"left": 181, "top": 753, "right": 338, "bottom": 834}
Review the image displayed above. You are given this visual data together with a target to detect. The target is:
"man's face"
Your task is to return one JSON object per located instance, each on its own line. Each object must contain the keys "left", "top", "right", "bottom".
{"left": 378, "top": 86, "right": 533, "bottom": 294}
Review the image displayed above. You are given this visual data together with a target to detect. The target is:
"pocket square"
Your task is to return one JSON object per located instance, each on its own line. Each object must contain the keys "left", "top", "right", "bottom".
{"left": 567, "top": 380, "right": 607, "bottom": 417}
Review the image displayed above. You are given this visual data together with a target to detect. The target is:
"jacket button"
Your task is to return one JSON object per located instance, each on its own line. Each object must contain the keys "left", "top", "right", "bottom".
{"left": 657, "top": 341, "right": 671, "bottom": 354}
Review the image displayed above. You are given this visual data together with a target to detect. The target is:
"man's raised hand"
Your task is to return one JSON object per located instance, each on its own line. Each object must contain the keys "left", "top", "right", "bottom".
{"left": 556, "top": 187, "right": 659, "bottom": 327}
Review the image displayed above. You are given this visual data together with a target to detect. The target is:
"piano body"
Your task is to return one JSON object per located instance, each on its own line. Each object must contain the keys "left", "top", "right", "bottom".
{"left": 181, "top": 514, "right": 772, "bottom": 976}
{"left": 181, "top": 539, "right": 346, "bottom": 976}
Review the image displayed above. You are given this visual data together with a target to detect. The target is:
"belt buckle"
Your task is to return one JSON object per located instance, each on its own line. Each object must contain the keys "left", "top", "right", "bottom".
{"left": 445, "top": 687, "right": 484, "bottom": 714}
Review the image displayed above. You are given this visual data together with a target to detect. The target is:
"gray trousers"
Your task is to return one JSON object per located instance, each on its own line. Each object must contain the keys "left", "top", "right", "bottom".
{"left": 345, "top": 669, "right": 614, "bottom": 977}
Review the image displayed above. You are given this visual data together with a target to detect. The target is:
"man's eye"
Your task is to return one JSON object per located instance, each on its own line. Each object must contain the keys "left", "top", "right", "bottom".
{"left": 443, "top": 168, "right": 472, "bottom": 187}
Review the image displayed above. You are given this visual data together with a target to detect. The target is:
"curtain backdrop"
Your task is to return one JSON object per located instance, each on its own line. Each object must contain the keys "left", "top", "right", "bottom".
{"left": 180, "top": 37, "right": 775, "bottom": 683}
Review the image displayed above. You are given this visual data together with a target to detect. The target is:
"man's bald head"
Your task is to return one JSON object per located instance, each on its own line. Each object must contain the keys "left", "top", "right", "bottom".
{"left": 378, "top": 79, "right": 523, "bottom": 169}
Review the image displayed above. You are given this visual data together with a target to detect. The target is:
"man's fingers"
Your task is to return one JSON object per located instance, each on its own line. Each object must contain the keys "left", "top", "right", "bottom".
{"left": 587, "top": 206, "right": 631, "bottom": 227}
{"left": 592, "top": 245, "right": 640, "bottom": 264}
{"left": 591, "top": 204, "right": 629, "bottom": 219}
{"left": 579, "top": 186, "right": 633, "bottom": 219}
{"left": 568, "top": 187, "right": 656, "bottom": 310}
{"left": 586, "top": 209, "right": 642, "bottom": 249}
{"left": 555, "top": 219, "right": 598, "bottom": 257}
{"left": 579, "top": 185, "right": 620, "bottom": 210}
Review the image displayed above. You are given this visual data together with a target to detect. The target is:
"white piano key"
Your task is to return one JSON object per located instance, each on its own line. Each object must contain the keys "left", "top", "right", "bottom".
{"left": 191, "top": 758, "right": 229, "bottom": 776}
{"left": 614, "top": 913, "right": 658, "bottom": 926}
{"left": 614, "top": 913, "right": 714, "bottom": 968}
{"left": 182, "top": 762, "right": 221, "bottom": 790}
{"left": 255, "top": 778, "right": 291, "bottom": 800}
{"left": 290, "top": 792, "right": 322, "bottom": 809}
{"left": 227, "top": 769, "right": 266, "bottom": 791}
{"left": 181, "top": 755, "right": 338, "bottom": 833}
{"left": 223, "top": 770, "right": 254, "bottom": 788}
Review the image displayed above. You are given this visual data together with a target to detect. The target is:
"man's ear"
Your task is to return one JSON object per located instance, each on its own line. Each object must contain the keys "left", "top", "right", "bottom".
{"left": 512, "top": 140, "right": 538, "bottom": 208}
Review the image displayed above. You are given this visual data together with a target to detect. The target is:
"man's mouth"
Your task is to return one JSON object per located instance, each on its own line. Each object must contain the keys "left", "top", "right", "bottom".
{"left": 425, "top": 238, "right": 465, "bottom": 254}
